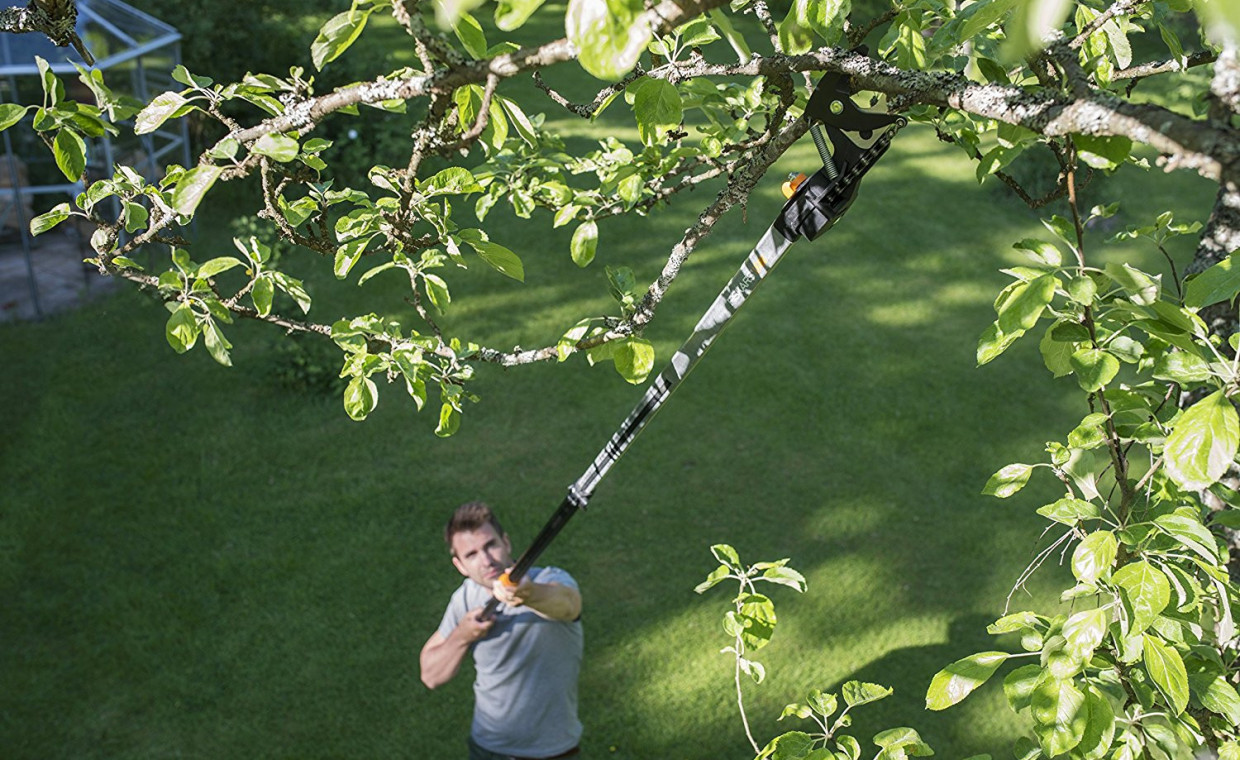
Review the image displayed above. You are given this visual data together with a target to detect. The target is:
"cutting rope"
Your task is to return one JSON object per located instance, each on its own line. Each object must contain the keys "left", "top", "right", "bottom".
{"left": 482, "top": 70, "right": 906, "bottom": 620}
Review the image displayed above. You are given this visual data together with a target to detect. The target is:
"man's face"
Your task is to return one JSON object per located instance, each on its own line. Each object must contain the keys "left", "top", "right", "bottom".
{"left": 450, "top": 523, "right": 513, "bottom": 588}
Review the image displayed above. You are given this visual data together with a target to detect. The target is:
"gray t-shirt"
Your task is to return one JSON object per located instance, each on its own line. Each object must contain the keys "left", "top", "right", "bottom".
{"left": 437, "top": 566, "right": 583, "bottom": 757}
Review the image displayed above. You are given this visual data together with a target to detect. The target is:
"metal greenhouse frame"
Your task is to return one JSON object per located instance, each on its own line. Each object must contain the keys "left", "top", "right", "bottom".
{"left": 0, "top": 0, "right": 189, "bottom": 320}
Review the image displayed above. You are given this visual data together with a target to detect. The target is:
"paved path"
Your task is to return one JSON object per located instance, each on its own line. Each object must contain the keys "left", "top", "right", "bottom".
{"left": 0, "top": 227, "right": 117, "bottom": 323}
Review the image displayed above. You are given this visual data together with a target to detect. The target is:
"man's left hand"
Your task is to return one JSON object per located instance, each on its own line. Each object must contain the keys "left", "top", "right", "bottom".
{"left": 492, "top": 570, "right": 532, "bottom": 607}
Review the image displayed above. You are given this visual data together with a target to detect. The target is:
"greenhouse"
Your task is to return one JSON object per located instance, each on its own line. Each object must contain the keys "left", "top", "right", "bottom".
{"left": 0, "top": 0, "right": 187, "bottom": 320}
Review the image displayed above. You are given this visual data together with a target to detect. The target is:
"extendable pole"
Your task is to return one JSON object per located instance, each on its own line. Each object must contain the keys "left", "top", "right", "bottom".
{"left": 479, "top": 70, "right": 905, "bottom": 621}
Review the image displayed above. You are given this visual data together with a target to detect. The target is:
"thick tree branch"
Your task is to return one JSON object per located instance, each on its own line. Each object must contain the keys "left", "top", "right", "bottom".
{"left": 228, "top": 0, "right": 729, "bottom": 145}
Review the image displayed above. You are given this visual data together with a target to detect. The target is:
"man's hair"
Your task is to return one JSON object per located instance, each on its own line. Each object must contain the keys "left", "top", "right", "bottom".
{"left": 444, "top": 501, "right": 505, "bottom": 553}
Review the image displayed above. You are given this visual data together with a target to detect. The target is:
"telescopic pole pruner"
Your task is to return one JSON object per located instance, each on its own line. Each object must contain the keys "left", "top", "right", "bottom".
{"left": 480, "top": 70, "right": 906, "bottom": 621}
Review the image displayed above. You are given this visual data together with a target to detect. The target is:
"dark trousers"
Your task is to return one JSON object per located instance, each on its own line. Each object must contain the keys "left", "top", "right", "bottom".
{"left": 467, "top": 736, "right": 580, "bottom": 760}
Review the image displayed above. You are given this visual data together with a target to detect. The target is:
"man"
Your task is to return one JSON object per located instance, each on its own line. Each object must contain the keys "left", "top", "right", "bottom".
{"left": 421, "top": 501, "right": 583, "bottom": 760}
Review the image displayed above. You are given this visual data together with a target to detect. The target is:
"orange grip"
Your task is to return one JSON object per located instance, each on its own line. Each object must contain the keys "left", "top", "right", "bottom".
{"left": 781, "top": 173, "right": 808, "bottom": 199}
{"left": 499, "top": 571, "right": 517, "bottom": 589}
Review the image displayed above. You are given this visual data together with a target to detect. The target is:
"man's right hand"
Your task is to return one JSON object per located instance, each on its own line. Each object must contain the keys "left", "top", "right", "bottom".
{"left": 421, "top": 607, "right": 494, "bottom": 689}
{"left": 456, "top": 607, "right": 495, "bottom": 643}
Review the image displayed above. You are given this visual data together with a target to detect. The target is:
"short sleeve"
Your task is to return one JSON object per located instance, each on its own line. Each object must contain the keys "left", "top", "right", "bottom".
{"left": 532, "top": 566, "right": 578, "bottom": 590}
{"left": 436, "top": 584, "right": 470, "bottom": 639}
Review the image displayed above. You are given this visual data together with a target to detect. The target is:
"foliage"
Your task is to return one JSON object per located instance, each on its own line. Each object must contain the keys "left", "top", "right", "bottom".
{"left": 924, "top": 203, "right": 1240, "bottom": 759}
{"left": 697, "top": 545, "right": 938, "bottom": 760}
{"left": 10, "top": 0, "right": 1237, "bottom": 435}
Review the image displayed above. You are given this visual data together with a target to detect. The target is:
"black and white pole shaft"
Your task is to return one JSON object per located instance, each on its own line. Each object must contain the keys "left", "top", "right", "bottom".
{"left": 479, "top": 75, "right": 905, "bottom": 620}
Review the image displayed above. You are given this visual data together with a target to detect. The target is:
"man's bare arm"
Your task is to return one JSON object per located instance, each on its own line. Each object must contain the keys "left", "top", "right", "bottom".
{"left": 494, "top": 578, "right": 582, "bottom": 622}
{"left": 419, "top": 608, "right": 493, "bottom": 689}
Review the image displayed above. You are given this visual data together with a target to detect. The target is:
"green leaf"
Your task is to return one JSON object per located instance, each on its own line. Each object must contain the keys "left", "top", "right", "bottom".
{"left": 470, "top": 240, "right": 524, "bottom": 282}
{"left": 343, "top": 375, "right": 378, "bottom": 421}
{"left": 1037, "top": 498, "right": 1099, "bottom": 526}
{"left": 311, "top": 7, "right": 374, "bottom": 70}
{"left": 0, "top": 103, "right": 29, "bottom": 131}
{"left": 1003, "top": 664, "right": 1043, "bottom": 713}
{"left": 556, "top": 317, "right": 594, "bottom": 361}
{"left": 165, "top": 303, "right": 199, "bottom": 353}
{"left": 613, "top": 337, "right": 654, "bottom": 384}
{"left": 841, "top": 681, "right": 892, "bottom": 707}
{"left": 498, "top": 97, "right": 538, "bottom": 147}
{"left": 959, "top": 0, "right": 1020, "bottom": 40}
{"left": 997, "top": 274, "right": 1057, "bottom": 334}
{"left": 570, "top": 221, "right": 598, "bottom": 267}
{"left": 123, "top": 201, "right": 149, "bottom": 233}
{"left": 172, "top": 64, "right": 212, "bottom": 88}
{"left": 1106, "top": 262, "right": 1159, "bottom": 306}
{"left": 633, "top": 78, "right": 682, "bottom": 145}
{"left": 739, "top": 656, "right": 766, "bottom": 684}
{"left": 1154, "top": 512, "right": 1219, "bottom": 562}
{"left": 436, "top": 401, "right": 461, "bottom": 437}
{"left": 565, "top": 0, "right": 651, "bottom": 81}
{"left": 172, "top": 165, "right": 222, "bottom": 216}
{"left": 252, "top": 276, "right": 274, "bottom": 316}
{"left": 30, "top": 202, "right": 71, "bottom": 236}
{"left": 1075, "top": 687, "right": 1116, "bottom": 760}
{"left": 135, "top": 91, "right": 189, "bottom": 135}
{"left": 757, "top": 731, "right": 815, "bottom": 760}
{"left": 495, "top": 0, "right": 547, "bottom": 30}
{"left": 1062, "top": 608, "right": 1109, "bottom": 658}
{"left": 203, "top": 318, "right": 232, "bottom": 366}
{"left": 1186, "top": 253, "right": 1240, "bottom": 308}
{"left": 925, "top": 652, "right": 1009, "bottom": 710}
{"left": 988, "top": 611, "right": 1042, "bottom": 635}
{"left": 711, "top": 544, "right": 740, "bottom": 566}
{"left": 761, "top": 565, "right": 807, "bottom": 592}
{"left": 982, "top": 463, "right": 1033, "bottom": 498}
{"left": 335, "top": 235, "right": 376, "bottom": 279}
{"left": 736, "top": 593, "right": 777, "bottom": 651}
{"left": 420, "top": 168, "right": 484, "bottom": 197}
{"left": 1152, "top": 350, "right": 1213, "bottom": 385}
{"left": 271, "top": 273, "right": 311, "bottom": 313}
{"left": 835, "top": 735, "right": 862, "bottom": 760}
{"left": 53, "top": 129, "right": 86, "bottom": 181}
{"left": 1039, "top": 326, "right": 1075, "bottom": 378}
{"left": 1072, "top": 530, "right": 1117, "bottom": 583}
{"left": 1013, "top": 238, "right": 1062, "bottom": 267}
{"left": 777, "top": 0, "right": 814, "bottom": 54}
{"left": 694, "top": 564, "right": 730, "bottom": 594}
{"left": 251, "top": 133, "right": 299, "bottom": 163}
{"left": 1192, "top": 671, "right": 1240, "bottom": 724}
{"left": 424, "top": 273, "right": 451, "bottom": 315}
{"left": 1112, "top": 560, "right": 1170, "bottom": 635}
{"left": 873, "top": 727, "right": 933, "bottom": 757}
{"left": 1164, "top": 390, "right": 1240, "bottom": 491}
{"left": 1076, "top": 134, "right": 1133, "bottom": 170}
{"left": 1143, "top": 636, "right": 1189, "bottom": 714}
{"left": 807, "top": 689, "right": 837, "bottom": 718}
{"left": 198, "top": 256, "right": 243, "bottom": 278}
{"left": 1030, "top": 677, "right": 1087, "bottom": 756}
{"left": 1069, "top": 348, "right": 1119, "bottom": 393}
{"left": 453, "top": 13, "right": 489, "bottom": 59}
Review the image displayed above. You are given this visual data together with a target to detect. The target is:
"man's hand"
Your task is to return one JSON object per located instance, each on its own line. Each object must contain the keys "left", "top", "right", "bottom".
{"left": 492, "top": 570, "right": 582, "bottom": 622}
{"left": 457, "top": 606, "right": 495, "bottom": 642}
{"left": 420, "top": 606, "right": 494, "bottom": 689}
{"left": 491, "top": 573, "right": 534, "bottom": 608}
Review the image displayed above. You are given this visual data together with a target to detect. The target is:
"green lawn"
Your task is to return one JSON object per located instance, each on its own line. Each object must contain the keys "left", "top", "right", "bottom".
{"left": 0, "top": 15, "right": 1221, "bottom": 759}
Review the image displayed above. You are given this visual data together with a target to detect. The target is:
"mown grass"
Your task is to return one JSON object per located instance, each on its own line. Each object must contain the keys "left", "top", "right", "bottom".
{"left": 0, "top": 7, "right": 1221, "bottom": 760}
